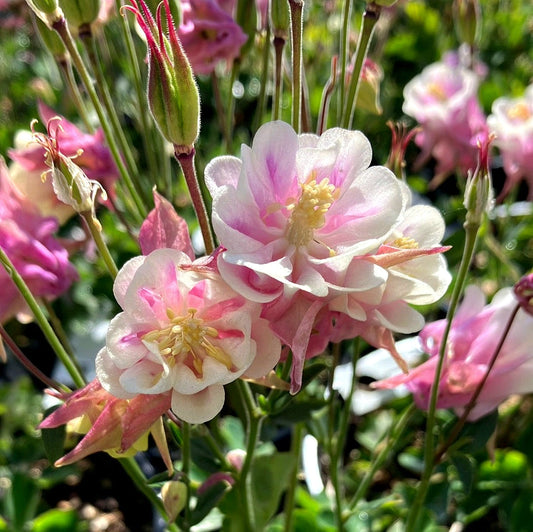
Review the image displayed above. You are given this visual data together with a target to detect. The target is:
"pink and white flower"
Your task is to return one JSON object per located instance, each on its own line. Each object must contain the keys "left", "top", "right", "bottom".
{"left": 96, "top": 248, "right": 281, "bottom": 423}
{"left": 178, "top": 0, "right": 248, "bottom": 75}
{"left": 403, "top": 53, "right": 488, "bottom": 184}
{"left": 487, "top": 84, "right": 533, "bottom": 199}
{"left": 374, "top": 285, "right": 533, "bottom": 421}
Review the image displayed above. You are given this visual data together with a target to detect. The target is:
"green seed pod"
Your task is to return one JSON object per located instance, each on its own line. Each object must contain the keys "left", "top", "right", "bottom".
{"left": 58, "top": 0, "right": 101, "bottom": 29}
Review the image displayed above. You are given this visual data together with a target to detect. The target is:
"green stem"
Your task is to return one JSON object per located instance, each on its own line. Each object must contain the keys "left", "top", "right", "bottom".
{"left": 119, "top": 457, "right": 180, "bottom": 531}
{"left": 226, "top": 62, "right": 239, "bottom": 153}
{"left": 289, "top": 0, "right": 304, "bottom": 133}
{"left": 174, "top": 149, "right": 215, "bottom": 255}
{"left": 81, "top": 211, "right": 119, "bottom": 279}
{"left": 211, "top": 72, "right": 231, "bottom": 149}
{"left": 346, "top": 404, "right": 416, "bottom": 517}
{"left": 406, "top": 223, "right": 480, "bottom": 532}
{"left": 56, "top": 57, "right": 94, "bottom": 133}
{"left": 254, "top": 23, "right": 271, "bottom": 131}
{"left": 341, "top": 2, "right": 381, "bottom": 129}
{"left": 236, "top": 379, "right": 263, "bottom": 531}
{"left": 338, "top": 0, "right": 352, "bottom": 125}
{"left": 283, "top": 423, "right": 304, "bottom": 532}
{"left": 181, "top": 421, "right": 192, "bottom": 531}
{"left": 51, "top": 16, "right": 147, "bottom": 221}
{"left": 317, "top": 56, "right": 338, "bottom": 135}
{"left": 434, "top": 303, "right": 521, "bottom": 463}
{"left": 273, "top": 35, "right": 286, "bottom": 121}
{"left": 0, "top": 246, "right": 86, "bottom": 389}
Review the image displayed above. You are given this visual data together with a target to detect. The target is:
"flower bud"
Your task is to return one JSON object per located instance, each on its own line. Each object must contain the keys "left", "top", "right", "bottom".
{"left": 464, "top": 134, "right": 494, "bottom": 228}
{"left": 270, "top": 0, "right": 290, "bottom": 39}
{"left": 126, "top": 0, "right": 200, "bottom": 154}
{"left": 161, "top": 481, "right": 187, "bottom": 523}
{"left": 453, "top": 0, "right": 481, "bottom": 48}
{"left": 514, "top": 274, "right": 533, "bottom": 316}
{"left": 355, "top": 58, "right": 383, "bottom": 115}
{"left": 34, "top": 14, "right": 67, "bottom": 59}
{"left": 58, "top": 0, "right": 101, "bottom": 29}
{"left": 26, "top": 0, "right": 63, "bottom": 26}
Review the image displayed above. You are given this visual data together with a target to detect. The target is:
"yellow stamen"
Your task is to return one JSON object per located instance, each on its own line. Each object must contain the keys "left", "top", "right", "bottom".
{"left": 427, "top": 82, "right": 447, "bottom": 102}
{"left": 391, "top": 236, "right": 419, "bottom": 249}
{"left": 507, "top": 102, "right": 531, "bottom": 121}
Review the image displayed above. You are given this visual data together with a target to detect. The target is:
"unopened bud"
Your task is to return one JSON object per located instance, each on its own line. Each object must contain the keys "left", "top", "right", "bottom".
{"left": 59, "top": 0, "right": 101, "bottom": 29}
{"left": 161, "top": 481, "right": 187, "bottom": 523}
{"left": 464, "top": 134, "right": 494, "bottom": 228}
{"left": 356, "top": 58, "right": 383, "bottom": 115}
{"left": 226, "top": 449, "right": 246, "bottom": 471}
{"left": 271, "top": 0, "right": 290, "bottom": 39}
{"left": 453, "top": 0, "right": 481, "bottom": 47}
{"left": 126, "top": 0, "right": 199, "bottom": 153}
{"left": 34, "top": 14, "right": 67, "bottom": 59}
{"left": 514, "top": 274, "right": 533, "bottom": 316}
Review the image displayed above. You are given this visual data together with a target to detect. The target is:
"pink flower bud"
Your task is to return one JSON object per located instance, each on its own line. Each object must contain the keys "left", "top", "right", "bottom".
{"left": 514, "top": 274, "right": 533, "bottom": 316}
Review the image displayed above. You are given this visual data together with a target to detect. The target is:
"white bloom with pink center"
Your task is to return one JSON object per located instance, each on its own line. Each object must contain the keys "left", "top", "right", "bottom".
{"left": 96, "top": 248, "right": 281, "bottom": 423}
{"left": 205, "top": 121, "right": 407, "bottom": 303}
{"left": 487, "top": 84, "right": 533, "bottom": 199}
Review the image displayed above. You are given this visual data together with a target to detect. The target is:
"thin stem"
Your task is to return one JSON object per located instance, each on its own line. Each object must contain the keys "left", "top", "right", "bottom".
{"left": 273, "top": 35, "right": 286, "bottom": 121}
{"left": 181, "top": 421, "right": 192, "bottom": 531}
{"left": 341, "top": 2, "right": 381, "bottom": 129}
{"left": 253, "top": 23, "right": 271, "bottom": 131}
{"left": 346, "top": 404, "right": 416, "bottom": 516}
{"left": 226, "top": 62, "right": 239, "bottom": 153}
{"left": 0, "top": 246, "right": 86, "bottom": 388}
{"left": 51, "top": 16, "right": 147, "bottom": 221}
{"left": 236, "top": 379, "right": 263, "bottom": 531}
{"left": 317, "top": 55, "right": 338, "bottom": 135}
{"left": 289, "top": 0, "right": 304, "bottom": 132}
{"left": 0, "top": 324, "right": 67, "bottom": 393}
{"left": 283, "top": 423, "right": 304, "bottom": 532}
{"left": 338, "top": 0, "right": 352, "bottom": 124}
{"left": 174, "top": 149, "right": 215, "bottom": 255}
{"left": 56, "top": 57, "right": 94, "bottom": 133}
{"left": 211, "top": 72, "right": 231, "bottom": 149}
{"left": 406, "top": 223, "right": 480, "bottom": 532}
{"left": 434, "top": 303, "right": 521, "bottom": 463}
{"left": 81, "top": 212, "right": 119, "bottom": 279}
{"left": 119, "top": 457, "right": 180, "bottom": 532}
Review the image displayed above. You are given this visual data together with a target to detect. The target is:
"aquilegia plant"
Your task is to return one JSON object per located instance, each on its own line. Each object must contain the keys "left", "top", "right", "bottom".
{"left": 0, "top": 0, "right": 532, "bottom": 530}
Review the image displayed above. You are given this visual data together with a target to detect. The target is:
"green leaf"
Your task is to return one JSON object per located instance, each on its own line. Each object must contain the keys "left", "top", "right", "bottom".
{"left": 7, "top": 472, "right": 41, "bottom": 530}
{"left": 31, "top": 509, "right": 79, "bottom": 532}
{"left": 450, "top": 453, "right": 476, "bottom": 495}
{"left": 218, "top": 417, "right": 245, "bottom": 450}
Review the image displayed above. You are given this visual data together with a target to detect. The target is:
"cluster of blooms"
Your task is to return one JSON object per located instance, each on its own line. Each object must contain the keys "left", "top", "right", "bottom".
{"left": 403, "top": 48, "right": 533, "bottom": 199}
{"left": 375, "top": 284, "right": 533, "bottom": 421}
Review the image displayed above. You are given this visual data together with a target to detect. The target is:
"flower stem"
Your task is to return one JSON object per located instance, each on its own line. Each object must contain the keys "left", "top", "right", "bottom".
{"left": 119, "top": 457, "right": 180, "bottom": 531}
{"left": 51, "top": 16, "right": 147, "bottom": 221}
{"left": 273, "top": 35, "right": 286, "bottom": 121}
{"left": 174, "top": 148, "right": 215, "bottom": 255}
{"left": 283, "top": 422, "right": 304, "bottom": 532}
{"left": 289, "top": 0, "right": 304, "bottom": 133}
{"left": 346, "top": 404, "right": 416, "bottom": 517}
{"left": 211, "top": 73, "right": 231, "bottom": 149}
{"left": 317, "top": 56, "right": 338, "bottom": 135}
{"left": 341, "top": 2, "right": 381, "bottom": 129}
{"left": 236, "top": 379, "right": 263, "bottom": 531}
{"left": 253, "top": 23, "right": 271, "bottom": 131}
{"left": 406, "top": 223, "right": 480, "bottom": 531}
{"left": 81, "top": 211, "right": 119, "bottom": 279}
{"left": 181, "top": 421, "right": 192, "bottom": 531}
{"left": 338, "top": 0, "right": 352, "bottom": 125}
{"left": 0, "top": 245, "right": 86, "bottom": 389}
{"left": 434, "top": 303, "right": 521, "bottom": 463}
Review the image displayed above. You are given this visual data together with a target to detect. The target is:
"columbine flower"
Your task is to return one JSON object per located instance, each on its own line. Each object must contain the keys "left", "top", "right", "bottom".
{"left": 96, "top": 248, "right": 281, "bottom": 424}
{"left": 178, "top": 0, "right": 248, "bottom": 75}
{"left": 0, "top": 157, "right": 78, "bottom": 323}
{"left": 487, "top": 84, "right": 533, "bottom": 200}
{"left": 374, "top": 285, "right": 533, "bottom": 421}
{"left": 402, "top": 51, "right": 488, "bottom": 186}
{"left": 205, "top": 120, "right": 406, "bottom": 303}
{"left": 8, "top": 102, "right": 118, "bottom": 223}
{"left": 39, "top": 379, "right": 173, "bottom": 472}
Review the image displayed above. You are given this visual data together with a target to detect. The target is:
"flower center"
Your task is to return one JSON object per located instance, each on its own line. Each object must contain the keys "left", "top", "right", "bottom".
{"left": 427, "top": 82, "right": 447, "bottom": 102}
{"left": 391, "top": 235, "right": 419, "bottom": 249}
{"left": 142, "top": 309, "right": 232, "bottom": 377}
{"left": 507, "top": 102, "right": 531, "bottom": 121}
{"left": 286, "top": 177, "right": 337, "bottom": 247}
